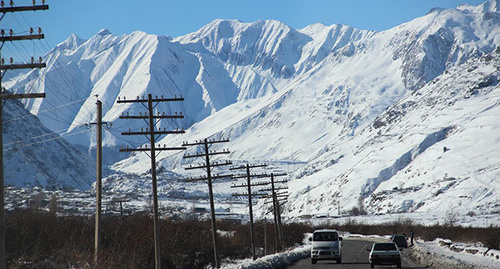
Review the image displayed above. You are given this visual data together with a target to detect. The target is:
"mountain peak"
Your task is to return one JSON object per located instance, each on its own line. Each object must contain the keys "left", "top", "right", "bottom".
{"left": 97, "top": 29, "right": 112, "bottom": 36}
{"left": 457, "top": 0, "right": 500, "bottom": 13}
{"left": 57, "top": 33, "right": 86, "bottom": 51}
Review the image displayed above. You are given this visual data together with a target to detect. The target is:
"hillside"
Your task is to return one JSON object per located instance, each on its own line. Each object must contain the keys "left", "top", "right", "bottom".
{"left": 3, "top": 0, "right": 500, "bottom": 217}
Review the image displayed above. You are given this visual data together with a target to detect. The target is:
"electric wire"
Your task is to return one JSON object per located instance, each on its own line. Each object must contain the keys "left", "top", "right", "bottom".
{"left": 4, "top": 128, "right": 89, "bottom": 153}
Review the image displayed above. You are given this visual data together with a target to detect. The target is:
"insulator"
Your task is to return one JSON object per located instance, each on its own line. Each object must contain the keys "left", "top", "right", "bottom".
{"left": 146, "top": 128, "right": 149, "bottom": 132}
{"left": 174, "top": 94, "right": 176, "bottom": 98}
{"left": 31, "top": 57, "right": 34, "bottom": 64}
{"left": 180, "top": 94, "right": 183, "bottom": 98}
{"left": 42, "top": 0, "right": 45, "bottom": 4}
{"left": 180, "top": 112, "right": 183, "bottom": 116}
{"left": 9, "top": 57, "right": 13, "bottom": 64}
{"left": 1, "top": 58, "right": 3, "bottom": 65}
{"left": 127, "top": 112, "right": 129, "bottom": 116}
{"left": 162, "top": 112, "right": 165, "bottom": 116}
{"left": 9, "top": 29, "right": 13, "bottom": 36}
{"left": 141, "top": 128, "right": 143, "bottom": 132}
{"left": 123, "top": 96, "right": 126, "bottom": 100}
{"left": 126, "top": 145, "right": 129, "bottom": 149}
{"left": 38, "top": 56, "right": 42, "bottom": 63}
{"left": 139, "top": 112, "right": 142, "bottom": 116}
{"left": 161, "top": 95, "right": 164, "bottom": 99}
{"left": 118, "top": 97, "right": 121, "bottom": 101}
{"left": 0, "top": 1, "right": 4, "bottom": 8}
{"left": 163, "top": 127, "right": 166, "bottom": 131}
{"left": 38, "top": 27, "right": 42, "bottom": 34}
{"left": 0, "top": 29, "right": 4, "bottom": 36}
{"left": 32, "top": 0, "right": 35, "bottom": 5}
{"left": 136, "top": 96, "right": 139, "bottom": 100}
{"left": 128, "top": 128, "right": 131, "bottom": 132}
{"left": 175, "top": 112, "right": 177, "bottom": 115}
{"left": 30, "top": 27, "right": 34, "bottom": 34}
{"left": 9, "top": 1, "right": 13, "bottom": 7}
{"left": 157, "top": 111, "right": 160, "bottom": 116}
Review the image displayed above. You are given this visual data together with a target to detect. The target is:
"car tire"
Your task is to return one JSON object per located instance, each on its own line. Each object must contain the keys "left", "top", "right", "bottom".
{"left": 311, "top": 258, "right": 316, "bottom": 264}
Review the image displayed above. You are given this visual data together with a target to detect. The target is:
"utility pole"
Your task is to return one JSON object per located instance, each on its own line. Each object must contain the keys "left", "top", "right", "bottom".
{"left": 86, "top": 97, "right": 111, "bottom": 267}
{"left": 259, "top": 173, "right": 288, "bottom": 252}
{"left": 0, "top": 2, "right": 48, "bottom": 268}
{"left": 117, "top": 94, "right": 185, "bottom": 269}
{"left": 182, "top": 138, "right": 232, "bottom": 268}
{"left": 230, "top": 163, "right": 268, "bottom": 260}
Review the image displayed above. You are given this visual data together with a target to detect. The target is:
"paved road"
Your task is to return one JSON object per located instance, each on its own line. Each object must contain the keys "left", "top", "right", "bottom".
{"left": 287, "top": 239, "right": 429, "bottom": 269}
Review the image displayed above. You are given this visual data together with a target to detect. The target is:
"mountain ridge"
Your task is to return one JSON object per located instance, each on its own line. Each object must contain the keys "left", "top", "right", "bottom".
{"left": 3, "top": 1, "right": 500, "bottom": 219}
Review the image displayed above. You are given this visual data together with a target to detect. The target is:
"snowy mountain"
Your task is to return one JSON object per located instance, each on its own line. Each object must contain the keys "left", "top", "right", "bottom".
{"left": 286, "top": 47, "right": 500, "bottom": 217}
{"left": 3, "top": 97, "right": 96, "bottom": 189}
{"left": 4, "top": 0, "right": 500, "bottom": 216}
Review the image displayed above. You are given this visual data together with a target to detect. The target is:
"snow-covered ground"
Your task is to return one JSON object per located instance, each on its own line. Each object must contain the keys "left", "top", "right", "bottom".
{"left": 409, "top": 238, "right": 500, "bottom": 269}
{"left": 222, "top": 234, "right": 500, "bottom": 269}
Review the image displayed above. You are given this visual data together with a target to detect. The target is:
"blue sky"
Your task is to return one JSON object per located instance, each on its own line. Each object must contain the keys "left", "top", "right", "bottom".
{"left": 1, "top": 0, "right": 487, "bottom": 58}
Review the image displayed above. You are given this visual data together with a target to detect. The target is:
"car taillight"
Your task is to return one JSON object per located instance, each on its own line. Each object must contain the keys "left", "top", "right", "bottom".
{"left": 393, "top": 254, "right": 400, "bottom": 258}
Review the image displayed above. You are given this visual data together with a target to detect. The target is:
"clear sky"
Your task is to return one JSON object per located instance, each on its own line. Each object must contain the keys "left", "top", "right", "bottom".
{"left": 0, "top": 0, "right": 487, "bottom": 59}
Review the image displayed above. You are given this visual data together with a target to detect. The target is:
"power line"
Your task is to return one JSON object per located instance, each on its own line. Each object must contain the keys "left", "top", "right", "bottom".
{"left": 4, "top": 129, "right": 88, "bottom": 152}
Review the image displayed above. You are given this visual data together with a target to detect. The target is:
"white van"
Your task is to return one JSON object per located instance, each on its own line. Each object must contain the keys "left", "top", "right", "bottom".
{"left": 309, "top": 229, "right": 342, "bottom": 264}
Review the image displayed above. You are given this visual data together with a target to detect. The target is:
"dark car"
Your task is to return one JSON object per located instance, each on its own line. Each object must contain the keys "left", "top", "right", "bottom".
{"left": 391, "top": 234, "right": 408, "bottom": 248}
{"left": 368, "top": 242, "right": 402, "bottom": 268}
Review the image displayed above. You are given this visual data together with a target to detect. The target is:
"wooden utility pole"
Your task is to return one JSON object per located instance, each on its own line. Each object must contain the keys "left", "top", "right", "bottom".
{"left": 258, "top": 173, "right": 288, "bottom": 252}
{"left": 86, "top": 98, "right": 111, "bottom": 266}
{"left": 230, "top": 163, "right": 268, "bottom": 260}
{"left": 117, "top": 94, "right": 185, "bottom": 269}
{"left": 95, "top": 99, "right": 102, "bottom": 265}
{"left": 183, "top": 138, "right": 232, "bottom": 268}
{"left": 0, "top": 3, "right": 48, "bottom": 268}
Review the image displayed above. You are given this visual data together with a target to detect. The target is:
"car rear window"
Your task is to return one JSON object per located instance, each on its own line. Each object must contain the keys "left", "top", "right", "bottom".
{"left": 313, "top": 232, "right": 339, "bottom": 241}
{"left": 373, "top": 243, "right": 397, "bottom": 250}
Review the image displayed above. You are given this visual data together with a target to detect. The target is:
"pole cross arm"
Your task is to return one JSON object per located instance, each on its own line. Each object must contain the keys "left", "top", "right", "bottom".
{"left": 121, "top": 130, "right": 185, "bottom": 136}
{"left": 232, "top": 193, "right": 268, "bottom": 197}
{"left": 119, "top": 115, "right": 184, "bottom": 120}
{"left": 229, "top": 164, "right": 267, "bottom": 170}
{"left": 186, "top": 174, "right": 233, "bottom": 182}
{"left": 231, "top": 181, "right": 270, "bottom": 188}
{"left": 183, "top": 150, "right": 230, "bottom": 159}
{"left": 0, "top": 34, "right": 44, "bottom": 42}
{"left": 0, "top": 63, "right": 45, "bottom": 70}
{"left": 117, "top": 96, "right": 184, "bottom": 103}
{"left": 259, "top": 186, "right": 288, "bottom": 192}
{"left": 0, "top": 5, "right": 49, "bottom": 13}
{"left": 0, "top": 93, "right": 44, "bottom": 99}
{"left": 182, "top": 138, "right": 230, "bottom": 147}
{"left": 184, "top": 161, "right": 232, "bottom": 170}
{"left": 119, "top": 146, "right": 186, "bottom": 152}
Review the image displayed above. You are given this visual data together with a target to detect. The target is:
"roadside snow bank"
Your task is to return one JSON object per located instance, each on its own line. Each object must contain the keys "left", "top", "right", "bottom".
{"left": 407, "top": 238, "right": 500, "bottom": 269}
{"left": 221, "top": 245, "right": 311, "bottom": 269}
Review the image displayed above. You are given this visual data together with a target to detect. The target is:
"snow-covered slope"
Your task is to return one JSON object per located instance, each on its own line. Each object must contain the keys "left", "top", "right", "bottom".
{"left": 4, "top": 19, "right": 372, "bottom": 165}
{"left": 285, "top": 47, "right": 500, "bottom": 217}
{"left": 3, "top": 98, "right": 96, "bottom": 189}
{"left": 4, "top": 0, "right": 500, "bottom": 216}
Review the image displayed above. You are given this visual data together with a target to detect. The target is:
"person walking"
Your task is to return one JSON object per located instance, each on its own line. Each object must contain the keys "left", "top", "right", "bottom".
{"left": 410, "top": 230, "right": 414, "bottom": 246}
